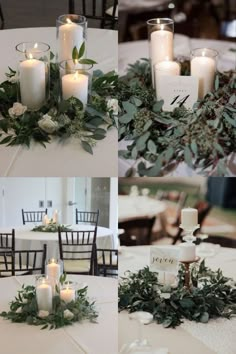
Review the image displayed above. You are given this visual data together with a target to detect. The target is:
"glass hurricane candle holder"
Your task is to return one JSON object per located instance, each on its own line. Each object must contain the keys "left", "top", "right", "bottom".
{"left": 35, "top": 275, "right": 53, "bottom": 312}
{"left": 60, "top": 281, "right": 76, "bottom": 303}
{"left": 16, "top": 42, "right": 50, "bottom": 111}
{"left": 191, "top": 48, "right": 218, "bottom": 100}
{"left": 154, "top": 60, "right": 180, "bottom": 99}
{"left": 147, "top": 18, "right": 174, "bottom": 86}
{"left": 56, "top": 14, "right": 87, "bottom": 63}
{"left": 46, "top": 258, "right": 63, "bottom": 284}
{"left": 60, "top": 60, "right": 92, "bottom": 106}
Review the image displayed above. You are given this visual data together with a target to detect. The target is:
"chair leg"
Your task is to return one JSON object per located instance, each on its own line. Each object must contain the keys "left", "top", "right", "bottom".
{"left": 0, "top": 4, "right": 4, "bottom": 30}
{"left": 69, "top": 0, "right": 75, "bottom": 14}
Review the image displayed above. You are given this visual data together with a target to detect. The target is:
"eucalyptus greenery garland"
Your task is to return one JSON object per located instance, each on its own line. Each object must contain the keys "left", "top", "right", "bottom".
{"left": 0, "top": 275, "right": 98, "bottom": 329}
{"left": 32, "top": 222, "right": 71, "bottom": 233}
{"left": 0, "top": 45, "right": 118, "bottom": 154}
{"left": 118, "top": 261, "right": 236, "bottom": 328}
{"left": 118, "top": 59, "right": 236, "bottom": 176}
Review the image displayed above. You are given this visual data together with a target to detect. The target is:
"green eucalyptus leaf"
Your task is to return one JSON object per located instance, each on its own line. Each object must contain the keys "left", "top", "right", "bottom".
{"left": 81, "top": 141, "right": 93, "bottom": 155}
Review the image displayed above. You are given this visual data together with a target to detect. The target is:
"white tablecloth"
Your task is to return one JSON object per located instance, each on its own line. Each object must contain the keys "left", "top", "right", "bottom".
{"left": 0, "top": 274, "right": 117, "bottom": 354}
{"left": 119, "top": 0, "right": 170, "bottom": 11}
{"left": 118, "top": 37, "right": 236, "bottom": 177}
{"left": 118, "top": 195, "right": 166, "bottom": 222}
{"left": 0, "top": 27, "right": 118, "bottom": 177}
{"left": 119, "top": 245, "right": 236, "bottom": 354}
{"left": 0, "top": 225, "right": 114, "bottom": 259}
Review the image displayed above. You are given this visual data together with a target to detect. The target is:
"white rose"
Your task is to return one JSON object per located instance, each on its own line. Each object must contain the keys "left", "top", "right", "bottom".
{"left": 16, "top": 307, "right": 22, "bottom": 313}
{"left": 8, "top": 75, "right": 17, "bottom": 83}
{"left": 38, "top": 114, "right": 58, "bottom": 134}
{"left": 38, "top": 310, "right": 49, "bottom": 318}
{"left": 107, "top": 98, "right": 118, "bottom": 115}
{"left": 0, "top": 87, "right": 4, "bottom": 92}
{"left": 64, "top": 309, "right": 74, "bottom": 320}
{"left": 160, "top": 293, "right": 171, "bottom": 299}
{"left": 8, "top": 102, "right": 27, "bottom": 118}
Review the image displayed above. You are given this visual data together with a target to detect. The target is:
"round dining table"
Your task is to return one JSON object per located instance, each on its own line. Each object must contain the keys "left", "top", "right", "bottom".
{"left": 119, "top": 245, "right": 236, "bottom": 354}
{"left": 118, "top": 36, "right": 236, "bottom": 177}
{"left": 118, "top": 195, "right": 166, "bottom": 222}
{"left": 0, "top": 274, "right": 117, "bottom": 354}
{"left": 0, "top": 27, "right": 118, "bottom": 177}
{"left": 0, "top": 225, "right": 114, "bottom": 259}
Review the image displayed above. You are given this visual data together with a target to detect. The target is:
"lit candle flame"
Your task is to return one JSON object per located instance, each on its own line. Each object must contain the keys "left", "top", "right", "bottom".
{"left": 29, "top": 53, "right": 33, "bottom": 60}
{"left": 160, "top": 24, "right": 164, "bottom": 31}
{"left": 34, "top": 43, "right": 38, "bottom": 49}
{"left": 73, "top": 71, "right": 79, "bottom": 80}
{"left": 202, "top": 51, "right": 205, "bottom": 57}
{"left": 66, "top": 18, "right": 72, "bottom": 24}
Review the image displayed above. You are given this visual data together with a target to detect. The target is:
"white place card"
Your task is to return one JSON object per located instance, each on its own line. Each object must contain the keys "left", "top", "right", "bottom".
{"left": 156, "top": 76, "right": 199, "bottom": 112}
{"left": 150, "top": 246, "right": 180, "bottom": 274}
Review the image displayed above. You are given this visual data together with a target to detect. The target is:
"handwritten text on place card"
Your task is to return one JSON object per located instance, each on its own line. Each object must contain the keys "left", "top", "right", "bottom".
{"left": 156, "top": 76, "right": 198, "bottom": 112}
{"left": 150, "top": 247, "right": 179, "bottom": 274}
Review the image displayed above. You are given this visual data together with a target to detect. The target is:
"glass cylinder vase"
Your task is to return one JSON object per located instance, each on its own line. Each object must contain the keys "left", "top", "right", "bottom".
{"left": 35, "top": 275, "right": 53, "bottom": 313}
{"left": 60, "top": 281, "right": 76, "bottom": 303}
{"left": 56, "top": 14, "right": 87, "bottom": 63}
{"left": 147, "top": 18, "right": 174, "bottom": 86}
{"left": 191, "top": 48, "right": 218, "bottom": 100}
{"left": 16, "top": 42, "right": 50, "bottom": 111}
{"left": 59, "top": 60, "right": 92, "bottom": 106}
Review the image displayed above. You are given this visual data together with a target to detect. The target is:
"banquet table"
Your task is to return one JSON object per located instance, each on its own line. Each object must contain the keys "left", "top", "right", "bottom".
{"left": 0, "top": 274, "right": 117, "bottom": 354}
{"left": 119, "top": 245, "right": 236, "bottom": 354}
{"left": 118, "top": 195, "right": 166, "bottom": 222}
{"left": 0, "top": 27, "right": 118, "bottom": 177}
{"left": 0, "top": 225, "right": 114, "bottom": 260}
{"left": 118, "top": 36, "right": 236, "bottom": 177}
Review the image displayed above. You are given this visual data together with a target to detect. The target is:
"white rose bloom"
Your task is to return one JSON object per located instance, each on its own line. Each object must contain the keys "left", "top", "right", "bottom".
{"left": 8, "top": 102, "right": 27, "bottom": 118}
{"left": 38, "top": 310, "right": 49, "bottom": 318}
{"left": 107, "top": 98, "right": 118, "bottom": 115}
{"left": 38, "top": 114, "right": 58, "bottom": 134}
{"left": 0, "top": 87, "right": 5, "bottom": 92}
{"left": 64, "top": 309, "right": 74, "bottom": 320}
{"left": 8, "top": 75, "right": 17, "bottom": 83}
{"left": 16, "top": 307, "right": 22, "bottom": 313}
{"left": 160, "top": 293, "right": 171, "bottom": 299}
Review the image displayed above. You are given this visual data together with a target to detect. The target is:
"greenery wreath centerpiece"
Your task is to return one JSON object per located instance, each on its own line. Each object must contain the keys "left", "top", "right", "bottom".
{"left": 0, "top": 43, "right": 118, "bottom": 154}
{"left": 32, "top": 221, "right": 71, "bottom": 233}
{"left": 118, "top": 59, "right": 236, "bottom": 176}
{"left": 118, "top": 260, "right": 236, "bottom": 328}
{"left": 0, "top": 274, "right": 98, "bottom": 329}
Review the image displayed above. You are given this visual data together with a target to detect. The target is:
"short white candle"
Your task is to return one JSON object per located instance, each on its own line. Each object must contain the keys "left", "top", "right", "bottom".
{"left": 58, "top": 19, "right": 83, "bottom": 62}
{"left": 191, "top": 51, "right": 216, "bottom": 99}
{"left": 181, "top": 208, "right": 198, "bottom": 229}
{"left": 155, "top": 61, "right": 180, "bottom": 99}
{"left": 62, "top": 71, "right": 88, "bottom": 105}
{"left": 19, "top": 54, "right": 46, "bottom": 110}
{"left": 179, "top": 242, "right": 196, "bottom": 262}
{"left": 60, "top": 286, "right": 76, "bottom": 303}
{"left": 36, "top": 281, "right": 52, "bottom": 312}
{"left": 150, "top": 27, "right": 173, "bottom": 82}
{"left": 46, "top": 259, "right": 61, "bottom": 282}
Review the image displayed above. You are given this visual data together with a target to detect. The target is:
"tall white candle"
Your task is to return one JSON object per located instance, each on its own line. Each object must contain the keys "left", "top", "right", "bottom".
{"left": 62, "top": 71, "right": 88, "bottom": 105}
{"left": 36, "top": 281, "right": 52, "bottom": 312}
{"left": 19, "top": 55, "right": 46, "bottom": 110}
{"left": 155, "top": 61, "right": 180, "bottom": 99}
{"left": 43, "top": 215, "right": 50, "bottom": 225}
{"left": 191, "top": 52, "right": 216, "bottom": 99}
{"left": 181, "top": 208, "right": 198, "bottom": 229}
{"left": 53, "top": 210, "right": 58, "bottom": 224}
{"left": 150, "top": 27, "right": 173, "bottom": 82}
{"left": 179, "top": 242, "right": 196, "bottom": 262}
{"left": 60, "top": 286, "right": 76, "bottom": 303}
{"left": 58, "top": 19, "right": 83, "bottom": 62}
{"left": 46, "top": 259, "right": 61, "bottom": 282}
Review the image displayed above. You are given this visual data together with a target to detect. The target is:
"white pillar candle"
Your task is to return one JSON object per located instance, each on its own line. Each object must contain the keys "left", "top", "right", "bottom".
{"left": 60, "top": 286, "right": 76, "bottom": 303}
{"left": 155, "top": 61, "right": 180, "bottom": 99}
{"left": 36, "top": 281, "right": 52, "bottom": 312}
{"left": 52, "top": 210, "right": 58, "bottom": 224}
{"left": 46, "top": 259, "right": 61, "bottom": 282}
{"left": 150, "top": 27, "right": 173, "bottom": 81}
{"left": 19, "top": 54, "right": 46, "bottom": 110}
{"left": 191, "top": 52, "right": 216, "bottom": 99}
{"left": 62, "top": 71, "right": 88, "bottom": 105}
{"left": 43, "top": 215, "right": 50, "bottom": 225}
{"left": 58, "top": 19, "right": 83, "bottom": 62}
{"left": 179, "top": 242, "right": 196, "bottom": 262}
{"left": 181, "top": 208, "right": 198, "bottom": 229}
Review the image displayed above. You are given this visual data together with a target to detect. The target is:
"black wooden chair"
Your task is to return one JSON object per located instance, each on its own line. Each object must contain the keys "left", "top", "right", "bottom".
{"left": 58, "top": 228, "right": 96, "bottom": 275}
{"left": 96, "top": 248, "right": 118, "bottom": 277}
{"left": 0, "top": 244, "right": 47, "bottom": 277}
{"left": 0, "top": 3, "right": 4, "bottom": 30}
{"left": 0, "top": 229, "right": 15, "bottom": 252}
{"left": 204, "top": 236, "right": 236, "bottom": 248}
{"left": 118, "top": 217, "right": 156, "bottom": 246}
{"left": 75, "top": 209, "right": 99, "bottom": 226}
{"left": 68, "top": 0, "right": 118, "bottom": 29}
{"left": 22, "top": 209, "right": 48, "bottom": 224}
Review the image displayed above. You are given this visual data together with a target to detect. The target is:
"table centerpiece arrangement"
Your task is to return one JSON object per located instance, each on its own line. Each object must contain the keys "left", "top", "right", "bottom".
{"left": 0, "top": 14, "right": 118, "bottom": 155}
{"left": 118, "top": 17, "right": 236, "bottom": 177}
{"left": 118, "top": 207, "right": 236, "bottom": 328}
{"left": 31, "top": 210, "right": 71, "bottom": 232}
{"left": 0, "top": 267, "right": 98, "bottom": 329}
